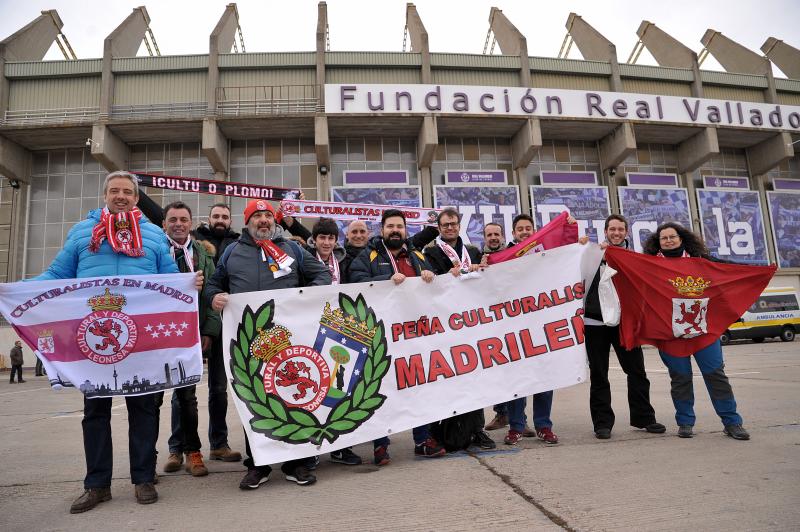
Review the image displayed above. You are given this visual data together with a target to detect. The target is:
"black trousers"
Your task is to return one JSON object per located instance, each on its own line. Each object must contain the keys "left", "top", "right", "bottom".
{"left": 9, "top": 364, "right": 23, "bottom": 382}
{"left": 585, "top": 324, "right": 657, "bottom": 431}
{"left": 154, "top": 386, "right": 202, "bottom": 454}
{"left": 35, "top": 358, "right": 44, "bottom": 376}
{"left": 82, "top": 395, "right": 157, "bottom": 488}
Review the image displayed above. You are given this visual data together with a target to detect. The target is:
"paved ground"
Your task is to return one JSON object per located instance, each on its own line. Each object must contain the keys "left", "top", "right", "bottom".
{"left": 0, "top": 341, "right": 798, "bottom": 531}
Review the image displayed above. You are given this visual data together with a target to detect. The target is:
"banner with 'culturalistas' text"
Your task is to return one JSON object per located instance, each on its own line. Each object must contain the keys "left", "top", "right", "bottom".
{"left": 222, "top": 243, "right": 603, "bottom": 465}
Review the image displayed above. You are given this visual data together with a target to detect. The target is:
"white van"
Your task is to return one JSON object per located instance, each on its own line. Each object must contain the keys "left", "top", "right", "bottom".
{"left": 721, "top": 287, "right": 799, "bottom": 345}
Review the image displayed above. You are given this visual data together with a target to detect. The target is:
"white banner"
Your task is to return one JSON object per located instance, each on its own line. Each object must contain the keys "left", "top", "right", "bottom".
{"left": 223, "top": 243, "right": 603, "bottom": 465}
{"left": 0, "top": 273, "right": 203, "bottom": 398}
{"left": 280, "top": 198, "right": 439, "bottom": 225}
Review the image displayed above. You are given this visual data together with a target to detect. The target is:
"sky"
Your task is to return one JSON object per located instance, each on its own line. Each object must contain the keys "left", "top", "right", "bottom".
{"left": 0, "top": 0, "right": 798, "bottom": 76}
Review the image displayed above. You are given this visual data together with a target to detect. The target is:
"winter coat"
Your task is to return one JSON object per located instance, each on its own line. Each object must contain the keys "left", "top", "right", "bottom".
{"left": 184, "top": 239, "right": 221, "bottom": 338}
{"left": 348, "top": 236, "right": 431, "bottom": 283}
{"left": 423, "top": 237, "right": 481, "bottom": 276}
{"left": 32, "top": 209, "right": 178, "bottom": 280}
{"left": 193, "top": 223, "right": 240, "bottom": 265}
{"left": 304, "top": 238, "right": 348, "bottom": 282}
{"left": 9, "top": 345, "right": 23, "bottom": 366}
{"left": 205, "top": 226, "right": 331, "bottom": 300}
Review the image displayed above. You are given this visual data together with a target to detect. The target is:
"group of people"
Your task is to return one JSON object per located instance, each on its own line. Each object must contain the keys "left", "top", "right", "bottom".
{"left": 23, "top": 170, "right": 750, "bottom": 514}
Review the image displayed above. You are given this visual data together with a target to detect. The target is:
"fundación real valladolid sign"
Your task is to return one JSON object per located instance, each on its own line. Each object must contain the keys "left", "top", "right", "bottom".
{"left": 326, "top": 84, "right": 800, "bottom": 132}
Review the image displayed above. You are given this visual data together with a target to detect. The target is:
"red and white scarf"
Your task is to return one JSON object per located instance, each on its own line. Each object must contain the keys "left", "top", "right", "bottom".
{"left": 167, "top": 236, "right": 195, "bottom": 272}
{"left": 89, "top": 207, "right": 145, "bottom": 257}
{"left": 435, "top": 236, "right": 480, "bottom": 279}
{"left": 255, "top": 239, "right": 295, "bottom": 278}
{"left": 317, "top": 252, "right": 340, "bottom": 285}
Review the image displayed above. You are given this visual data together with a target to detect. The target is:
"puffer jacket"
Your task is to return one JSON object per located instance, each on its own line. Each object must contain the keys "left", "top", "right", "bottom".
{"left": 348, "top": 236, "right": 431, "bottom": 283}
{"left": 33, "top": 209, "right": 178, "bottom": 280}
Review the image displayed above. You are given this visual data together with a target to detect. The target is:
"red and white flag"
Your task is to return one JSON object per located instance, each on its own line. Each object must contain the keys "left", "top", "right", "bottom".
{"left": 487, "top": 211, "right": 579, "bottom": 265}
{"left": 604, "top": 246, "right": 776, "bottom": 356}
{"left": 0, "top": 273, "right": 202, "bottom": 397}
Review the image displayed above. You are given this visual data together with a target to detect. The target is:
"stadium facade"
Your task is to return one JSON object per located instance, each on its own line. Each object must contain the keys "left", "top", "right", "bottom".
{"left": 0, "top": 2, "right": 799, "bottom": 300}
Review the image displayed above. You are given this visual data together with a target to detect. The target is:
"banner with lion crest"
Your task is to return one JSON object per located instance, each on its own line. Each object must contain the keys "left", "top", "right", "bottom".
{"left": 0, "top": 273, "right": 203, "bottom": 398}
{"left": 223, "top": 243, "right": 603, "bottom": 465}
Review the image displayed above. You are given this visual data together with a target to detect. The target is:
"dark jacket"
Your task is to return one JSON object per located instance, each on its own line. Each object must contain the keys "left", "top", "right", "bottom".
{"left": 280, "top": 218, "right": 311, "bottom": 242}
{"left": 341, "top": 242, "right": 364, "bottom": 284}
{"left": 10, "top": 345, "right": 23, "bottom": 366}
{"left": 584, "top": 240, "right": 630, "bottom": 322}
{"left": 411, "top": 226, "right": 439, "bottom": 249}
{"left": 205, "top": 226, "right": 331, "bottom": 300}
{"left": 424, "top": 237, "right": 481, "bottom": 276}
{"left": 193, "top": 223, "right": 240, "bottom": 265}
{"left": 349, "top": 236, "right": 431, "bottom": 283}
{"left": 185, "top": 239, "right": 222, "bottom": 338}
{"left": 304, "top": 238, "right": 348, "bottom": 283}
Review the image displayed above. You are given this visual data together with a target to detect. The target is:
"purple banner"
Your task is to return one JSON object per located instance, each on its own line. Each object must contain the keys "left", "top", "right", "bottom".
{"left": 530, "top": 186, "right": 610, "bottom": 243}
{"left": 773, "top": 178, "right": 800, "bottom": 191}
{"left": 697, "top": 189, "right": 768, "bottom": 265}
{"left": 343, "top": 170, "right": 408, "bottom": 185}
{"left": 626, "top": 173, "right": 679, "bottom": 187}
{"left": 434, "top": 186, "right": 520, "bottom": 249}
{"left": 767, "top": 191, "right": 800, "bottom": 268}
{"left": 540, "top": 171, "right": 597, "bottom": 185}
{"left": 618, "top": 187, "right": 693, "bottom": 252}
{"left": 703, "top": 176, "right": 750, "bottom": 190}
{"left": 331, "top": 187, "right": 422, "bottom": 245}
{"left": 445, "top": 170, "right": 507, "bottom": 184}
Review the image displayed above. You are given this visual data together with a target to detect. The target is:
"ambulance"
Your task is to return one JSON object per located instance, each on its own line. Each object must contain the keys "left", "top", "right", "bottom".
{"left": 721, "top": 287, "right": 799, "bottom": 345}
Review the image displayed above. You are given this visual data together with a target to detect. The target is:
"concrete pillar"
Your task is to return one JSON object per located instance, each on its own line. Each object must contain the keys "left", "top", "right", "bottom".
{"left": 677, "top": 127, "right": 719, "bottom": 174}
{"left": 746, "top": 132, "right": 794, "bottom": 176}
{"left": 0, "top": 136, "right": 30, "bottom": 182}
{"left": 100, "top": 6, "right": 152, "bottom": 120}
{"left": 316, "top": 2, "right": 327, "bottom": 104}
{"left": 599, "top": 122, "right": 636, "bottom": 170}
{"left": 406, "top": 3, "right": 431, "bottom": 83}
{"left": 754, "top": 174, "right": 777, "bottom": 265}
{"left": 90, "top": 124, "right": 129, "bottom": 172}
{"left": 761, "top": 38, "right": 800, "bottom": 79}
{"left": 488, "top": 7, "right": 530, "bottom": 87}
{"left": 208, "top": 4, "right": 239, "bottom": 117}
{"left": 701, "top": 29, "right": 776, "bottom": 102}
{"left": 636, "top": 21, "right": 702, "bottom": 96}
{"left": 0, "top": 10, "right": 64, "bottom": 61}
{"left": 682, "top": 171, "right": 702, "bottom": 233}
{"left": 417, "top": 116, "right": 438, "bottom": 207}
{"left": 511, "top": 119, "right": 541, "bottom": 215}
{"left": 202, "top": 119, "right": 228, "bottom": 175}
{"left": 315, "top": 115, "right": 331, "bottom": 201}
{"left": 565, "top": 13, "right": 621, "bottom": 91}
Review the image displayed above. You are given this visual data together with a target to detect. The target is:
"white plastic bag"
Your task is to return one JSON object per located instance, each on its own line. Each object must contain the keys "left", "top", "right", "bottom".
{"left": 598, "top": 265, "right": 621, "bottom": 326}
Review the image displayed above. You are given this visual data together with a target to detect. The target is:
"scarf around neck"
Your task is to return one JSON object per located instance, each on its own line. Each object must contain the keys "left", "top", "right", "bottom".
{"left": 89, "top": 207, "right": 145, "bottom": 257}
{"left": 167, "top": 235, "right": 194, "bottom": 272}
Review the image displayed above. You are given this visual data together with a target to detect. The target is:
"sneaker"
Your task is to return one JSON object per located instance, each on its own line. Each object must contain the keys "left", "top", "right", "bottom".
{"left": 285, "top": 466, "right": 316, "bottom": 486}
{"left": 163, "top": 452, "right": 183, "bottom": 473}
{"left": 239, "top": 468, "right": 270, "bottom": 490}
{"left": 373, "top": 445, "right": 391, "bottom": 466}
{"left": 306, "top": 456, "right": 320, "bottom": 470}
{"left": 644, "top": 422, "right": 667, "bottom": 434}
{"left": 185, "top": 451, "right": 208, "bottom": 477}
{"left": 504, "top": 429, "right": 523, "bottom": 445}
{"left": 473, "top": 430, "right": 497, "bottom": 449}
{"left": 678, "top": 425, "right": 694, "bottom": 438}
{"left": 723, "top": 424, "right": 750, "bottom": 441}
{"left": 134, "top": 483, "right": 158, "bottom": 505}
{"left": 414, "top": 438, "right": 446, "bottom": 457}
{"left": 18, "top": 380, "right": 26, "bottom": 383}
{"left": 209, "top": 446, "right": 242, "bottom": 462}
{"left": 330, "top": 447, "right": 362, "bottom": 465}
{"left": 69, "top": 488, "right": 111, "bottom": 514}
{"left": 536, "top": 427, "right": 559, "bottom": 444}
{"left": 484, "top": 413, "right": 508, "bottom": 431}
{"left": 522, "top": 425, "right": 537, "bottom": 437}
{"left": 594, "top": 428, "right": 611, "bottom": 439}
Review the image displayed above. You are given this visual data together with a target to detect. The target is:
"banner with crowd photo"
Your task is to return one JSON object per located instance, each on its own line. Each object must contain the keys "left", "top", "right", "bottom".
{"left": 0, "top": 273, "right": 203, "bottom": 398}
{"left": 433, "top": 186, "right": 520, "bottom": 250}
{"left": 766, "top": 191, "right": 800, "bottom": 268}
{"left": 618, "top": 187, "right": 693, "bottom": 252}
{"left": 696, "top": 189, "right": 769, "bottom": 265}
{"left": 223, "top": 243, "right": 603, "bottom": 465}
{"left": 331, "top": 187, "right": 425, "bottom": 245}
{"left": 530, "top": 186, "right": 611, "bottom": 243}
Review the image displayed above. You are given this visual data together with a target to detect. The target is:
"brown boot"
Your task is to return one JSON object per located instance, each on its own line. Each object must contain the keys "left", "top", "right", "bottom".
{"left": 70, "top": 488, "right": 111, "bottom": 514}
{"left": 163, "top": 453, "right": 183, "bottom": 473}
{"left": 135, "top": 483, "right": 158, "bottom": 505}
{"left": 484, "top": 414, "right": 509, "bottom": 431}
{"left": 209, "top": 446, "right": 242, "bottom": 462}
{"left": 185, "top": 451, "right": 209, "bottom": 477}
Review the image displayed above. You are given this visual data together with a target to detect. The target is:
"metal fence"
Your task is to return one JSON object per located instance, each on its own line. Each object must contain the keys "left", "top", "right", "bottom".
{"left": 110, "top": 102, "right": 208, "bottom": 121}
{"left": 2, "top": 107, "right": 99, "bottom": 126}
{"left": 216, "top": 85, "right": 320, "bottom": 116}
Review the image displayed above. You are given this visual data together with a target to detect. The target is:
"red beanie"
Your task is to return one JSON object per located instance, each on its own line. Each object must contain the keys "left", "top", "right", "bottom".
{"left": 243, "top": 200, "right": 275, "bottom": 224}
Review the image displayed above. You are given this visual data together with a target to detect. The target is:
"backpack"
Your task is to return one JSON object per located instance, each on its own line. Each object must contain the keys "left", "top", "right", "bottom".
{"left": 430, "top": 409, "right": 485, "bottom": 452}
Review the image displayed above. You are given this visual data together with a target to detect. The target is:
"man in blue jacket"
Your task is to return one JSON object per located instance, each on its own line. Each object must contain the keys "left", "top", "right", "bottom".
{"left": 33, "top": 171, "right": 201, "bottom": 514}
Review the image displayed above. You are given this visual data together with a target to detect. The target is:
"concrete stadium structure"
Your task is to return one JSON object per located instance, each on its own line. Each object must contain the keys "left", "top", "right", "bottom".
{"left": 0, "top": 1, "right": 798, "bottom": 302}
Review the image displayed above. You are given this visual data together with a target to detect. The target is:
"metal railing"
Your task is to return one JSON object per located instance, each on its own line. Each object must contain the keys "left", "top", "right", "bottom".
{"left": 2, "top": 106, "right": 99, "bottom": 126}
{"left": 216, "top": 85, "right": 320, "bottom": 116}
{"left": 110, "top": 102, "right": 208, "bottom": 121}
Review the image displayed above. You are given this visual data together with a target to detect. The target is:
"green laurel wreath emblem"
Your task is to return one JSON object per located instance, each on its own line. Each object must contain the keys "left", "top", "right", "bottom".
{"left": 229, "top": 293, "right": 390, "bottom": 445}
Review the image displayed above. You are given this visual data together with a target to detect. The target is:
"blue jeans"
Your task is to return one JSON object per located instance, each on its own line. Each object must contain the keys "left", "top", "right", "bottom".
{"left": 506, "top": 391, "right": 554, "bottom": 431}
{"left": 659, "top": 340, "right": 742, "bottom": 427}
